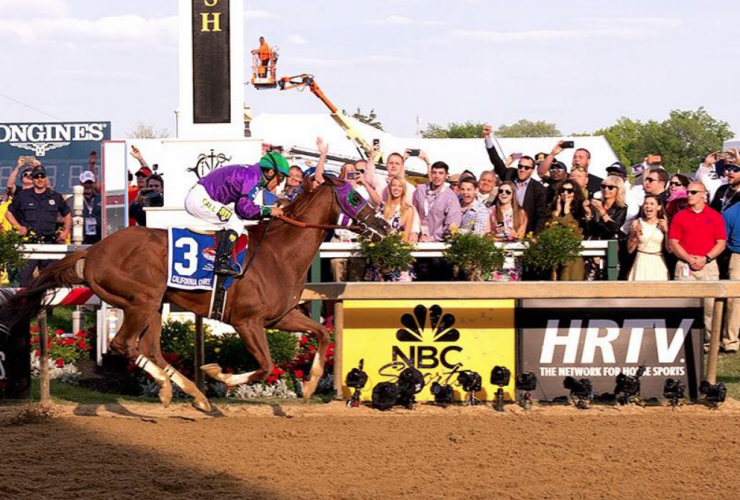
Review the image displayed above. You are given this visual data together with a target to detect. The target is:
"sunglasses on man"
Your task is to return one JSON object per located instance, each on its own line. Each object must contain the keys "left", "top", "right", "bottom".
{"left": 22, "top": 172, "right": 32, "bottom": 178}
{"left": 517, "top": 165, "right": 533, "bottom": 171}
{"left": 687, "top": 190, "right": 705, "bottom": 196}
{"left": 725, "top": 165, "right": 740, "bottom": 174}
{"left": 32, "top": 174, "right": 46, "bottom": 180}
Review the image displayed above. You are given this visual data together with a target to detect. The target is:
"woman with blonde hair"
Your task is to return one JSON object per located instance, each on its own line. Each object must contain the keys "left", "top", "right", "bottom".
{"left": 583, "top": 175, "right": 627, "bottom": 240}
{"left": 381, "top": 175, "right": 417, "bottom": 242}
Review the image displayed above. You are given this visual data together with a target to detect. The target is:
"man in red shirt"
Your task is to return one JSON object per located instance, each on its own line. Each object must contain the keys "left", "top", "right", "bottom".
{"left": 668, "top": 181, "right": 726, "bottom": 349}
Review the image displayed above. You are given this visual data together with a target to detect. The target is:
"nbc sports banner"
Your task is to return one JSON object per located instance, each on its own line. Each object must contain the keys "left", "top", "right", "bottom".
{"left": 342, "top": 299, "right": 516, "bottom": 402}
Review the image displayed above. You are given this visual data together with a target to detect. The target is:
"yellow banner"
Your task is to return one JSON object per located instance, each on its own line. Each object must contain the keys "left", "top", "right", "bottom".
{"left": 342, "top": 299, "right": 516, "bottom": 402}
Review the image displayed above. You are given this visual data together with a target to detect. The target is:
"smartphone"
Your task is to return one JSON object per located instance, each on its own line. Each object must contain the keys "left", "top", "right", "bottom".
{"left": 372, "top": 138, "right": 380, "bottom": 151}
{"left": 347, "top": 172, "right": 357, "bottom": 180}
{"left": 647, "top": 155, "right": 662, "bottom": 164}
{"left": 407, "top": 149, "right": 420, "bottom": 157}
{"left": 561, "top": 141, "right": 574, "bottom": 149}
{"left": 512, "top": 153, "right": 523, "bottom": 160}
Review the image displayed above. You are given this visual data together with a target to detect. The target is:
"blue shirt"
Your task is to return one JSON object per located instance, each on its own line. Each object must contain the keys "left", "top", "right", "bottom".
{"left": 724, "top": 202, "right": 740, "bottom": 253}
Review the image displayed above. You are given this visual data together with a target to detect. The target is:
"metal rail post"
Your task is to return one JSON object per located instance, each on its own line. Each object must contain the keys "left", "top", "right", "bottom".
{"left": 706, "top": 298, "right": 726, "bottom": 384}
{"left": 309, "top": 254, "right": 322, "bottom": 321}
{"left": 333, "top": 301, "right": 344, "bottom": 399}
{"left": 195, "top": 316, "right": 205, "bottom": 392}
{"left": 37, "top": 311, "right": 50, "bottom": 402}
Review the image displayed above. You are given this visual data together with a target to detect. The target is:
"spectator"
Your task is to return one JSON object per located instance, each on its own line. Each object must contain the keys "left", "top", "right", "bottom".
{"left": 584, "top": 175, "right": 628, "bottom": 241}
{"left": 668, "top": 181, "right": 726, "bottom": 351}
{"left": 710, "top": 162, "right": 740, "bottom": 214}
{"left": 477, "top": 170, "right": 498, "bottom": 207}
{"left": 669, "top": 173, "right": 691, "bottom": 195}
{"left": 7, "top": 156, "right": 34, "bottom": 197}
{"left": 448, "top": 173, "right": 461, "bottom": 195}
{"left": 626, "top": 195, "right": 670, "bottom": 281}
{"left": 66, "top": 171, "right": 102, "bottom": 244}
{"left": 283, "top": 166, "right": 304, "bottom": 201}
{"left": 569, "top": 167, "right": 589, "bottom": 200}
{"left": 721, "top": 188, "right": 740, "bottom": 353}
{"left": 490, "top": 180, "right": 528, "bottom": 240}
{"left": 364, "top": 150, "right": 417, "bottom": 205}
{"left": 696, "top": 149, "right": 739, "bottom": 200}
{"left": 413, "top": 161, "right": 462, "bottom": 242}
{"left": 643, "top": 167, "right": 670, "bottom": 204}
{"left": 128, "top": 145, "right": 152, "bottom": 226}
{"left": 550, "top": 179, "right": 587, "bottom": 281}
{"left": 144, "top": 174, "right": 164, "bottom": 208}
{"left": 5, "top": 165, "right": 71, "bottom": 286}
{"left": 538, "top": 141, "right": 603, "bottom": 197}
{"left": 666, "top": 188, "right": 689, "bottom": 220}
{"left": 482, "top": 125, "right": 547, "bottom": 233}
{"left": 458, "top": 179, "right": 490, "bottom": 235}
{"left": 381, "top": 176, "right": 417, "bottom": 242}
{"left": 545, "top": 161, "right": 568, "bottom": 205}
{"left": 489, "top": 180, "right": 527, "bottom": 281}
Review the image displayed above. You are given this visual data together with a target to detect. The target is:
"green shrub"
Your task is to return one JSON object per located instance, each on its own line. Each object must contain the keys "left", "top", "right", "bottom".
{"left": 444, "top": 231, "right": 507, "bottom": 281}
{"left": 0, "top": 229, "right": 26, "bottom": 274}
{"left": 359, "top": 233, "right": 415, "bottom": 277}
{"left": 522, "top": 223, "right": 582, "bottom": 278}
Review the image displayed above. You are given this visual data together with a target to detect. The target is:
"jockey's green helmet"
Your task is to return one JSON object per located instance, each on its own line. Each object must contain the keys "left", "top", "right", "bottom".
{"left": 259, "top": 152, "right": 290, "bottom": 177}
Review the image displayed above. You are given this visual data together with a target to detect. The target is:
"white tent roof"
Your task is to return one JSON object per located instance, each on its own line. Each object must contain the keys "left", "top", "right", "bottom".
{"left": 250, "top": 113, "right": 619, "bottom": 180}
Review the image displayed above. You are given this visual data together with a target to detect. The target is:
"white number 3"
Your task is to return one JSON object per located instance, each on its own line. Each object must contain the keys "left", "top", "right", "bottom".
{"left": 174, "top": 237, "right": 198, "bottom": 276}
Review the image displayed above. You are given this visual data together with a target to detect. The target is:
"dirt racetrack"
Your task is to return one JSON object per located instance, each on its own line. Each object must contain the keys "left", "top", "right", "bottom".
{"left": 2, "top": 400, "right": 740, "bottom": 500}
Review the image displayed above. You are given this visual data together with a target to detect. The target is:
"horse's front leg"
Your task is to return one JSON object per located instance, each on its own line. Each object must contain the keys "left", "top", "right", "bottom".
{"left": 201, "top": 319, "right": 273, "bottom": 386}
{"left": 272, "top": 308, "right": 330, "bottom": 399}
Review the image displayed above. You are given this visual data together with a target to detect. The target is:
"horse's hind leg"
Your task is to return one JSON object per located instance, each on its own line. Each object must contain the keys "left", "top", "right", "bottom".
{"left": 139, "top": 313, "right": 212, "bottom": 412}
{"left": 108, "top": 306, "right": 172, "bottom": 407}
{"left": 272, "top": 308, "right": 330, "bottom": 399}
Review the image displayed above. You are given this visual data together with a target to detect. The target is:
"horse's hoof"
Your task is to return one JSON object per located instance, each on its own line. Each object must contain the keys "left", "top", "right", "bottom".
{"left": 193, "top": 397, "right": 212, "bottom": 413}
{"left": 159, "top": 381, "right": 173, "bottom": 408}
{"left": 201, "top": 364, "right": 223, "bottom": 380}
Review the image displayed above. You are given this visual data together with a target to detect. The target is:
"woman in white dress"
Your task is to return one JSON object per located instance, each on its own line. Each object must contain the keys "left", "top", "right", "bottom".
{"left": 627, "top": 194, "right": 670, "bottom": 281}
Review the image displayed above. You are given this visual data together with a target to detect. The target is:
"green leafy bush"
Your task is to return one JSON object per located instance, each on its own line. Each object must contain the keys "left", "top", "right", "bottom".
{"left": 522, "top": 223, "right": 582, "bottom": 279}
{"left": 358, "top": 233, "right": 415, "bottom": 278}
{"left": 444, "top": 231, "right": 507, "bottom": 281}
{"left": 0, "top": 228, "right": 26, "bottom": 274}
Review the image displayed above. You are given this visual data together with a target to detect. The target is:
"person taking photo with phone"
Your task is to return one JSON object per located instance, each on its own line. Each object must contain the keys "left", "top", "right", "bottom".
{"left": 539, "top": 140, "right": 603, "bottom": 197}
{"left": 583, "top": 175, "right": 628, "bottom": 241}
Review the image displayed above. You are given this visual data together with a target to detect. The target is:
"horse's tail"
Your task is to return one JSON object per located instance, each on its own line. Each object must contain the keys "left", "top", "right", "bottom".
{"left": 0, "top": 250, "right": 88, "bottom": 332}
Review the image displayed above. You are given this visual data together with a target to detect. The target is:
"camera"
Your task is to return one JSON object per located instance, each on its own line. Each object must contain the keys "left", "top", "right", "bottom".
{"left": 372, "top": 382, "right": 399, "bottom": 411}
{"left": 346, "top": 360, "right": 369, "bottom": 408}
{"left": 397, "top": 366, "right": 425, "bottom": 409}
{"left": 516, "top": 372, "right": 537, "bottom": 392}
{"left": 458, "top": 370, "right": 482, "bottom": 393}
{"left": 564, "top": 376, "right": 593, "bottom": 409}
{"left": 430, "top": 382, "right": 454, "bottom": 406}
{"left": 490, "top": 366, "right": 511, "bottom": 387}
{"left": 699, "top": 380, "right": 727, "bottom": 405}
{"left": 663, "top": 378, "right": 685, "bottom": 407}
{"left": 614, "top": 365, "right": 646, "bottom": 405}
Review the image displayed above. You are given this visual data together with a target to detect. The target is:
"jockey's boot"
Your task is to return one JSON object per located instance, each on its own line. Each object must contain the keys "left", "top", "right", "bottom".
{"left": 214, "top": 229, "right": 240, "bottom": 277}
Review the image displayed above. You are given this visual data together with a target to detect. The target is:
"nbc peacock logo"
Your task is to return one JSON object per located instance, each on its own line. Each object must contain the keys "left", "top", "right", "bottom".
{"left": 393, "top": 305, "right": 462, "bottom": 369}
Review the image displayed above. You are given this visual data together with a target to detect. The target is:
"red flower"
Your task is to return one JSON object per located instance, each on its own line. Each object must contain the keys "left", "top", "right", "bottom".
{"left": 63, "top": 338, "right": 74, "bottom": 346}
{"left": 300, "top": 336, "right": 308, "bottom": 345}
{"left": 34, "top": 349, "right": 40, "bottom": 358}
{"left": 266, "top": 376, "right": 278, "bottom": 385}
{"left": 75, "top": 331, "right": 88, "bottom": 339}
{"left": 55, "top": 359, "right": 64, "bottom": 367}
{"left": 308, "top": 345, "right": 316, "bottom": 352}
{"left": 76, "top": 341, "right": 87, "bottom": 350}
{"left": 31, "top": 325, "right": 38, "bottom": 333}
{"left": 55, "top": 328, "right": 64, "bottom": 335}
{"left": 294, "top": 369, "right": 304, "bottom": 379}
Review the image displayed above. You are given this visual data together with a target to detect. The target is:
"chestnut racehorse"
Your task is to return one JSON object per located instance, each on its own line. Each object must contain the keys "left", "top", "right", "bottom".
{"left": 0, "top": 177, "right": 388, "bottom": 411}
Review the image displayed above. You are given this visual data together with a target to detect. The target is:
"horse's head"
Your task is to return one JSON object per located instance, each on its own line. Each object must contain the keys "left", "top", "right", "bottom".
{"left": 324, "top": 175, "right": 390, "bottom": 242}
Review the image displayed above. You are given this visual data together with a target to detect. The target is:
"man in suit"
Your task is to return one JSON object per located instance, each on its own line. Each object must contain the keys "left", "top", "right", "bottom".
{"left": 483, "top": 125, "right": 547, "bottom": 233}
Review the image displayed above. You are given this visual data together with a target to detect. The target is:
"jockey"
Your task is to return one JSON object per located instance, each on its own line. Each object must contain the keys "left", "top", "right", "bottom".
{"left": 184, "top": 152, "right": 290, "bottom": 277}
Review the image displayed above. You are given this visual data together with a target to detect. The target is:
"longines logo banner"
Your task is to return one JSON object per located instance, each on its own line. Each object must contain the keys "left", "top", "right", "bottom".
{"left": 343, "top": 300, "right": 515, "bottom": 402}
{"left": 192, "top": 0, "right": 231, "bottom": 124}
{"left": 518, "top": 299, "right": 703, "bottom": 401}
{"left": 0, "top": 121, "right": 111, "bottom": 195}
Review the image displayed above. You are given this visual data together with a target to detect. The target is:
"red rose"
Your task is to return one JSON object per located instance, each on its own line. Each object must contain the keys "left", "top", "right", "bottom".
{"left": 34, "top": 349, "right": 40, "bottom": 357}
{"left": 294, "top": 369, "right": 304, "bottom": 379}
{"left": 55, "top": 359, "right": 64, "bottom": 367}
{"left": 300, "top": 336, "right": 308, "bottom": 345}
{"left": 63, "top": 338, "right": 74, "bottom": 346}
{"left": 55, "top": 328, "right": 64, "bottom": 335}
{"left": 308, "top": 345, "right": 316, "bottom": 352}
{"left": 76, "top": 341, "right": 87, "bottom": 350}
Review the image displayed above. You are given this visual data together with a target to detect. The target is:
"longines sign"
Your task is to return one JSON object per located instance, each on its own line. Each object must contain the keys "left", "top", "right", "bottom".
{"left": 0, "top": 122, "right": 109, "bottom": 156}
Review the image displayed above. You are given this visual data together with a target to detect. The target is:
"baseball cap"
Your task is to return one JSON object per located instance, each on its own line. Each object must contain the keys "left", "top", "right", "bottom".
{"left": 31, "top": 165, "right": 47, "bottom": 177}
{"left": 535, "top": 152, "right": 548, "bottom": 164}
{"left": 135, "top": 166, "right": 153, "bottom": 178}
{"left": 460, "top": 170, "right": 476, "bottom": 181}
{"left": 80, "top": 171, "right": 96, "bottom": 184}
{"left": 549, "top": 161, "right": 567, "bottom": 172}
{"left": 606, "top": 162, "right": 627, "bottom": 176}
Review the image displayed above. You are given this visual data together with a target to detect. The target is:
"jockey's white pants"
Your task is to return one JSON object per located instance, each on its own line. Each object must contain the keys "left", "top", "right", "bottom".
{"left": 184, "top": 184, "right": 244, "bottom": 235}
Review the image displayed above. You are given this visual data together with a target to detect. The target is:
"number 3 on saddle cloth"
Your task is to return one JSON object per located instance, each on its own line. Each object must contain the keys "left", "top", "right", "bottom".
{"left": 167, "top": 227, "right": 248, "bottom": 292}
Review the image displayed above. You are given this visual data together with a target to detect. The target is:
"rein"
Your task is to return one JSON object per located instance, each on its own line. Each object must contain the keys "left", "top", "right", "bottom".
{"left": 278, "top": 214, "right": 363, "bottom": 232}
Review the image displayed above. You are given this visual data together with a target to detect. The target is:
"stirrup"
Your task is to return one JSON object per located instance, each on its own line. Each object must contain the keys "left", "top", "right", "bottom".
{"left": 214, "top": 261, "right": 240, "bottom": 277}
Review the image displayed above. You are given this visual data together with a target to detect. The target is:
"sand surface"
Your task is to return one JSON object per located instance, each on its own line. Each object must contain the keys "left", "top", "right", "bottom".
{"left": 1, "top": 400, "right": 739, "bottom": 500}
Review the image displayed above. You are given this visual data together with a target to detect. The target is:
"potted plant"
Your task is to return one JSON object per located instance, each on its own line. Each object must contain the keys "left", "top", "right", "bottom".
{"left": 522, "top": 223, "right": 582, "bottom": 281}
{"left": 358, "top": 233, "right": 415, "bottom": 282}
{"left": 443, "top": 231, "right": 507, "bottom": 281}
{"left": 0, "top": 228, "right": 26, "bottom": 284}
